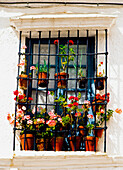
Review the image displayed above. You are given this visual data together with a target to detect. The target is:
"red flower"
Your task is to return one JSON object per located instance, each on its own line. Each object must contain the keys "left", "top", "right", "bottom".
{"left": 13, "top": 90, "right": 19, "bottom": 96}
{"left": 87, "top": 114, "right": 93, "bottom": 119}
{"left": 68, "top": 96, "right": 74, "bottom": 100}
{"left": 28, "top": 97, "right": 33, "bottom": 101}
{"left": 74, "top": 97, "right": 79, "bottom": 101}
{"left": 68, "top": 104, "right": 73, "bottom": 108}
{"left": 73, "top": 102, "right": 78, "bottom": 106}
{"left": 19, "top": 95, "right": 24, "bottom": 100}
{"left": 99, "top": 72, "right": 102, "bottom": 75}
{"left": 68, "top": 40, "right": 74, "bottom": 45}
{"left": 100, "top": 62, "right": 103, "bottom": 65}
{"left": 7, "top": 113, "right": 11, "bottom": 120}
{"left": 75, "top": 112, "right": 81, "bottom": 117}
{"left": 54, "top": 40, "right": 59, "bottom": 45}
{"left": 14, "top": 97, "right": 16, "bottom": 101}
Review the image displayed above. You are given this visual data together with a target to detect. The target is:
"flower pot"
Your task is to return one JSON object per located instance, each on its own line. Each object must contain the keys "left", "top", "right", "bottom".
{"left": 85, "top": 136, "right": 99, "bottom": 151}
{"left": 93, "top": 127, "right": 104, "bottom": 138}
{"left": 68, "top": 136, "right": 81, "bottom": 151}
{"left": 95, "top": 78, "right": 105, "bottom": 90}
{"left": 54, "top": 72, "right": 69, "bottom": 89}
{"left": 20, "top": 134, "right": 34, "bottom": 150}
{"left": 79, "top": 126, "right": 85, "bottom": 136}
{"left": 38, "top": 72, "right": 48, "bottom": 87}
{"left": 19, "top": 74, "right": 30, "bottom": 90}
{"left": 79, "top": 78, "right": 87, "bottom": 89}
{"left": 92, "top": 100, "right": 105, "bottom": 112}
{"left": 51, "top": 137, "right": 64, "bottom": 151}
{"left": 36, "top": 138, "right": 48, "bottom": 151}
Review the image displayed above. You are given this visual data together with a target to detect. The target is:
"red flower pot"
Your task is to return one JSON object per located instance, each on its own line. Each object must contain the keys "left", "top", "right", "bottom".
{"left": 54, "top": 72, "right": 69, "bottom": 89}
{"left": 68, "top": 136, "right": 81, "bottom": 151}
{"left": 51, "top": 137, "right": 64, "bottom": 151}
{"left": 20, "top": 134, "right": 34, "bottom": 150}
{"left": 85, "top": 136, "right": 99, "bottom": 151}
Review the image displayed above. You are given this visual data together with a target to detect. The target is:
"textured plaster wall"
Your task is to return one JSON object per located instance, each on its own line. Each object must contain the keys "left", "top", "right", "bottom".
{"left": 0, "top": 4, "right": 123, "bottom": 158}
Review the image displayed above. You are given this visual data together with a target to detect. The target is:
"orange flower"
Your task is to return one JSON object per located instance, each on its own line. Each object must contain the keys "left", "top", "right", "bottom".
{"left": 115, "top": 108, "right": 122, "bottom": 114}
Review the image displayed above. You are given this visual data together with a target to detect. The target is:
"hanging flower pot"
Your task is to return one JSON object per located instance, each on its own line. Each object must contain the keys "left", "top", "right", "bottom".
{"left": 79, "top": 78, "right": 87, "bottom": 89}
{"left": 54, "top": 72, "right": 69, "bottom": 89}
{"left": 85, "top": 136, "right": 99, "bottom": 151}
{"left": 68, "top": 136, "right": 81, "bottom": 151}
{"left": 51, "top": 136, "right": 64, "bottom": 151}
{"left": 95, "top": 78, "right": 105, "bottom": 90}
{"left": 20, "top": 134, "right": 34, "bottom": 150}
{"left": 38, "top": 72, "right": 48, "bottom": 87}
{"left": 36, "top": 138, "right": 49, "bottom": 151}
{"left": 19, "top": 74, "right": 30, "bottom": 90}
{"left": 93, "top": 127, "right": 104, "bottom": 138}
{"left": 79, "top": 126, "right": 85, "bottom": 136}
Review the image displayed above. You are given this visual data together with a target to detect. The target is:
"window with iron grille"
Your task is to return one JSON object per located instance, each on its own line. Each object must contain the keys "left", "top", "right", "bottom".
{"left": 13, "top": 30, "right": 108, "bottom": 152}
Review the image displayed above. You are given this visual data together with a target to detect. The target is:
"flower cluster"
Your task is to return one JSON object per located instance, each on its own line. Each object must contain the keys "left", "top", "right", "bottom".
{"left": 93, "top": 93, "right": 110, "bottom": 103}
{"left": 97, "top": 61, "right": 105, "bottom": 77}
{"left": 13, "top": 90, "right": 33, "bottom": 103}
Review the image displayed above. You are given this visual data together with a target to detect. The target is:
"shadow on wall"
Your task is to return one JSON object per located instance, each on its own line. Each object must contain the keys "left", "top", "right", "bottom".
{"left": 107, "top": 22, "right": 123, "bottom": 155}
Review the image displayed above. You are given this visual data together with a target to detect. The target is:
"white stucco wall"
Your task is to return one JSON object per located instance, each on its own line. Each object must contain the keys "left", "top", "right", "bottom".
{"left": 0, "top": 2, "right": 123, "bottom": 158}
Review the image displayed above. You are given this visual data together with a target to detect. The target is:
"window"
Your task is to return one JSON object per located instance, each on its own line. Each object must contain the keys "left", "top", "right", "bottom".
{"left": 13, "top": 30, "right": 108, "bottom": 152}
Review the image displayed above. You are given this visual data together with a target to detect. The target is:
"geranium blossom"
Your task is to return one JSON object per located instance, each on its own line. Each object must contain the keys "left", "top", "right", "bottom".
{"left": 47, "top": 120, "right": 56, "bottom": 127}
{"left": 21, "top": 106, "right": 26, "bottom": 111}
{"left": 100, "top": 62, "right": 103, "bottom": 65}
{"left": 17, "top": 61, "right": 25, "bottom": 67}
{"left": 68, "top": 96, "right": 74, "bottom": 100}
{"left": 19, "top": 95, "right": 24, "bottom": 100}
{"left": 21, "top": 45, "right": 27, "bottom": 49}
{"left": 84, "top": 100, "right": 90, "bottom": 105}
{"left": 37, "top": 118, "right": 45, "bottom": 124}
{"left": 68, "top": 104, "right": 73, "bottom": 108}
{"left": 58, "top": 117, "right": 62, "bottom": 123}
{"left": 75, "top": 112, "right": 81, "bottom": 117}
{"left": 28, "top": 97, "right": 33, "bottom": 101}
{"left": 24, "top": 115, "right": 30, "bottom": 120}
{"left": 13, "top": 90, "right": 19, "bottom": 96}
{"left": 27, "top": 120, "right": 33, "bottom": 125}
{"left": 115, "top": 108, "right": 122, "bottom": 114}
{"left": 54, "top": 40, "right": 59, "bottom": 45}
{"left": 68, "top": 40, "right": 74, "bottom": 45}
{"left": 87, "top": 114, "right": 93, "bottom": 119}
{"left": 100, "top": 109, "right": 104, "bottom": 114}
{"left": 74, "top": 97, "right": 79, "bottom": 101}
{"left": 30, "top": 66, "right": 36, "bottom": 70}
{"left": 73, "top": 102, "right": 79, "bottom": 106}
{"left": 48, "top": 91, "right": 50, "bottom": 95}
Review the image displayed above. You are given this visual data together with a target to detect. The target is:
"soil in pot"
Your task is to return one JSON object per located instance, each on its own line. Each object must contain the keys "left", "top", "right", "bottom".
{"left": 54, "top": 72, "right": 69, "bottom": 89}
{"left": 68, "top": 136, "right": 81, "bottom": 151}
{"left": 51, "top": 136, "right": 64, "bottom": 151}
{"left": 95, "top": 78, "right": 105, "bottom": 90}
{"left": 20, "top": 134, "right": 34, "bottom": 150}
{"left": 85, "top": 136, "right": 99, "bottom": 151}
{"left": 38, "top": 72, "right": 48, "bottom": 87}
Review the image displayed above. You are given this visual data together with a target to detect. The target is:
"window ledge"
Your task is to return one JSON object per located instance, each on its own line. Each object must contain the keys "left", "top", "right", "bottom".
{"left": 10, "top": 13, "right": 117, "bottom": 31}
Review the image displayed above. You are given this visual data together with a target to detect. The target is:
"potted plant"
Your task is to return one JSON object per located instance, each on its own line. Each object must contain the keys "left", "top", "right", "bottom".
{"left": 13, "top": 90, "right": 33, "bottom": 111}
{"left": 19, "top": 71, "right": 31, "bottom": 90}
{"left": 95, "top": 62, "right": 105, "bottom": 90}
{"left": 36, "top": 59, "right": 50, "bottom": 87}
{"left": 74, "top": 52, "right": 87, "bottom": 88}
{"left": 54, "top": 40, "right": 76, "bottom": 89}
{"left": 85, "top": 114, "right": 99, "bottom": 151}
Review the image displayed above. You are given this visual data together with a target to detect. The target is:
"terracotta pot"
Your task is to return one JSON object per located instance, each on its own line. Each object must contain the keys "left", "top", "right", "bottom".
{"left": 95, "top": 78, "right": 105, "bottom": 90}
{"left": 92, "top": 100, "right": 105, "bottom": 112}
{"left": 79, "top": 126, "right": 85, "bottom": 136}
{"left": 51, "top": 137, "right": 64, "bottom": 151}
{"left": 68, "top": 136, "right": 81, "bottom": 151}
{"left": 20, "top": 134, "right": 34, "bottom": 150}
{"left": 19, "top": 74, "right": 31, "bottom": 90}
{"left": 38, "top": 72, "right": 48, "bottom": 87}
{"left": 54, "top": 72, "right": 69, "bottom": 89}
{"left": 94, "top": 127, "right": 104, "bottom": 138}
{"left": 85, "top": 136, "right": 99, "bottom": 151}
{"left": 36, "top": 138, "right": 48, "bottom": 151}
{"left": 79, "top": 78, "right": 87, "bottom": 89}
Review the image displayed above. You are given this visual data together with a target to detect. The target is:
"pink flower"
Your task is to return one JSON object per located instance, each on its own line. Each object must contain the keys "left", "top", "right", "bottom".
{"left": 30, "top": 66, "right": 36, "bottom": 70}
{"left": 47, "top": 120, "right": 56, "bottom": 127}
{"left": 48, "top": 91, "right": 50, "bottom": 95}
{"left": 24, "top": 115, "right": 30, "bottom": 120}
{"left": 87, "top": 114, "right": 93, "bottom": 119}
{"left": 22, "top": 45, "right": 27, "bottom": 49}
{"left": 27, "top": 120, "right": 33, "bottom": 125}
{"left": 115, "top": 108, "right": 122, "bottom": 114}
{"left": 75, "top": 112, "right": 81, "bottom": 117}
{"left": 37, "top": 118, "right": 45, "bottom": 124}
{"left": 84, "top": 100, "right": 90, "bottom": 105}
